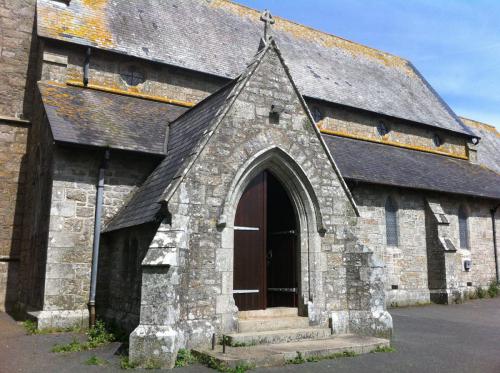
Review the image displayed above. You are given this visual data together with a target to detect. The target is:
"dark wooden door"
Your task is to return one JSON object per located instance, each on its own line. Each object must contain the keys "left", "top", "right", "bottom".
{"left": 267, "top": 232, "right": 297, "bottom": 307}
{"left": 266, "top": 173, "right": 298, "bottom": 307}
{"left": 233, "top": 171, "right": 297, "bottom": 310}
{"left": 233, "top": 172, "right": 267, "bottom": 310}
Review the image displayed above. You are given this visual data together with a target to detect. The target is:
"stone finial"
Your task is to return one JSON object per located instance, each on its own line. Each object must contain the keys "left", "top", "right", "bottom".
{"left": 260, "top": 9, "right": 275, "bottom": 41}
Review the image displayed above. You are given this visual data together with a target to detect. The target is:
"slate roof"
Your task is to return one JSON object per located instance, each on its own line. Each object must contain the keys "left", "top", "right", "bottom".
{"left": 324, "top": 135, "right": 500, "bottom": 200}
{"left": 460, "top": 117, "right": 500, "bottom": 174}
{"left": 104, "top": 79, "right": 239, "bottom": 232}
{"left": 38, "top": 82, "right": 188, "bottom": 155}
{"left": 37, "top": 0, "right": 473, "bottom": 137}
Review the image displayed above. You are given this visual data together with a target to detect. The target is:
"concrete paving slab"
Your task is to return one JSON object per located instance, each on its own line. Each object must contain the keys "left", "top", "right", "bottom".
{"left": 194, "top": 334, "right": 390, "bottom": 369}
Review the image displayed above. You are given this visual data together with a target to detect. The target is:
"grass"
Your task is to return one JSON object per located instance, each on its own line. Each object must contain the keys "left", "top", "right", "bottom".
{"left": 196, "top": 353, "right": 255, "bottom": 373}
{"left": 371, "top": 345, "right": 396, "bottom": 353}
{"left": 85, "top": 356, "right": 108, "bottom": 366}
{"left": 488, "top": 280, "right": 499, "bottom": 298}
{"left": 477, "top": 287, "right": 487, "bottom": 299}
{"left": 287, "top": 350, "right": 358, "bottom": 364}
{"left": 22, "top": 320, "right": 83, "bottom": 335}
{"left": 120, "top": 356, "right": 139, "bottom": 370}
{"left": 52, "top": 320, "right": 115, "bottom": 353}
{"left": 175, "top": 349, "right": 197, "bottom": 367}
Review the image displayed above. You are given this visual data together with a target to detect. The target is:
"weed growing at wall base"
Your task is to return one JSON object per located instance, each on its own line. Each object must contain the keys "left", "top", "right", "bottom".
{"left": 488, "top": 280, "right": 499, "bottom": 298}
{"left": 51, "top": 320, "right": 115, "bottom": 353}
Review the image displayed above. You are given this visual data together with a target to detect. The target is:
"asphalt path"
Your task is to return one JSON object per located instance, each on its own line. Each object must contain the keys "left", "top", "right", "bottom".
{"left": 1, "top": 297, "right": 499, "bottom": 372}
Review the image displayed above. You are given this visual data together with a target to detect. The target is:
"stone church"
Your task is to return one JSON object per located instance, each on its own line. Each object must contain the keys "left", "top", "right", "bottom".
{"left": 1, "top": 0, "right": 499, "bottom": 368}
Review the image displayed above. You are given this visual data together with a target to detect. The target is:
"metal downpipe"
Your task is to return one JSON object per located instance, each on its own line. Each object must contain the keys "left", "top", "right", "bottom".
{"left": 88, "top": 149, "right": 110, "bottom": 327}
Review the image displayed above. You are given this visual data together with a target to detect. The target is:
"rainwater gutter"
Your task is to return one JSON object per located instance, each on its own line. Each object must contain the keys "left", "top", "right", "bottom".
{"left": 88, "top": 149, "right": 110, "bottom": 327}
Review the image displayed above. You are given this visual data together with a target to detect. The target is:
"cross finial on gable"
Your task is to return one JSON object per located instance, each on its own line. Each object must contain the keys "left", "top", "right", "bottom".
{"left": 260, "top": 9, "right": 275, "bottom": 41}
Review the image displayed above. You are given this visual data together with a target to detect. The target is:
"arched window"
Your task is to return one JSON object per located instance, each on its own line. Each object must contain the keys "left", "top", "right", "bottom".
{"left": 458, "top": 206, "right": 469, "bottom": 249}
{"left": 385, "top": 196, "right": 399, "bottom": 246}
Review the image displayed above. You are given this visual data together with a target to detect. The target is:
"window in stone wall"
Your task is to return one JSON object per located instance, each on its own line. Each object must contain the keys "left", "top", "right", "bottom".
{"left": 385, "top": 196, "right": 399, "bottom": 246}
{"left": 459, "top": 205, "right": 470, "bottom": 249}
{"left": 311, "top": 107, "right": 323, "bottom": 122}
{"left": 377, "top": 121, "right": 390, "bottom": 136}
{"left": 433, "top": 133, "right": 444, "bottom": 147}
{"left": 120, "top": 65, "right": 146, "bottom": 86}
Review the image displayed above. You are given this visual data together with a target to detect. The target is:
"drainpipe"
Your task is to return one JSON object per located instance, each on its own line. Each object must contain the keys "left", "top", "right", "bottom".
{"left": 83, "top": 47, "right": 91, "bottom": 86}
{"left": 492, "top": 204, "right": 499, "bottom": 284}
{"left": 88, "top": 149, "right": 110, "bottom": 327}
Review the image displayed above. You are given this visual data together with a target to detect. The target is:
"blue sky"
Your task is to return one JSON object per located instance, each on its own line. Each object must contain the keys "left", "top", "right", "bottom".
{"left": 238, "top": 0, "right": 500, "bottom": 129}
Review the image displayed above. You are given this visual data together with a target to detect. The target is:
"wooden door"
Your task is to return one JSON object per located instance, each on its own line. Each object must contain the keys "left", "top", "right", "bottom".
{"left": 233, "top": 172, "right": 267, "bottom": 310}
{"left": 266, "top": 172, "right": 298, "bottom": 307}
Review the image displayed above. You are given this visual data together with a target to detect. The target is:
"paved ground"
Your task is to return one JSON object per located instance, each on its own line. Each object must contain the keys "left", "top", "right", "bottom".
{"left": 1, "top": 297, "right": 500, "bottom": 372}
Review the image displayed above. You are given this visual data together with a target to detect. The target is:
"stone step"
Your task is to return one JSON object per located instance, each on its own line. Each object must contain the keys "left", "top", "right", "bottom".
{"left": 239, "top": 307, "right": 298, "bottom": 319}
{"left": 225, "top": 327, "right": 332, "bottom": 346}
{"left": 238, "top": 316, "right": 309, "bottom": 332}
{"left": 193, "top": 334, "right": 390, "bottom": 370}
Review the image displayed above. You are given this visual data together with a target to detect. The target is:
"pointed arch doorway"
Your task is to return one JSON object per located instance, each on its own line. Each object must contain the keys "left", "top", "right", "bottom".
{"left": 233, "top": 170, "right": 298, "bottom": 311}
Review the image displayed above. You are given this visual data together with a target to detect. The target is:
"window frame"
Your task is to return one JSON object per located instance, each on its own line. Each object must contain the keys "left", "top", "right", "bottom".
{"left": 458, "top": 205, "right": 470, "bottom": 250}
{"left": 385, "top": 196, "right": 399, "bottom": 247}
{"left": 120, "top": 64, "right": 146, "bottom": 86}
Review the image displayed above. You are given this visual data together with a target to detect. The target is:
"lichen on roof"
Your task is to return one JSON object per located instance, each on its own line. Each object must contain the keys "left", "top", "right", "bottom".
{"left": 460, "top": 117, "right": 500, "bottom": 137}
{"left": 38, "top": 0, "right": 114, "bottom": 48}
{"left": 210, "top": 0, "right": 413, "bottom": 75}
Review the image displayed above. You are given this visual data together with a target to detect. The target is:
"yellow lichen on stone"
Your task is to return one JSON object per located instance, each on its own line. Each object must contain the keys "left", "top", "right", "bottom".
{"left": 39, "top": 0, "right": 114, "bottom": 48}
{"left": 210, "top": 0, "right": 414, "bottom": 75}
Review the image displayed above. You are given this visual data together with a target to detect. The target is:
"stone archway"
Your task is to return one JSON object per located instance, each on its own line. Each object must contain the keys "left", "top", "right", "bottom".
{"left": 216, "top": 147, "right": 325, "bottom": 327}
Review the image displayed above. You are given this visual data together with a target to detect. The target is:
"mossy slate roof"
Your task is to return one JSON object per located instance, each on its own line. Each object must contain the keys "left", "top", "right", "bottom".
{"left": 37, "top": 0, "right": 473, "bottom": 137}
{"left": 324, "top": 135, "right": 500, "bottom": 200}
{"left": 460, "top": 117, "right": 500, "bottom": 174}
{"left": 38, "top": 82, "right": 188, "bottom": 155}
{"left": 104, "top": 80, "right": 238, "bottom": 232}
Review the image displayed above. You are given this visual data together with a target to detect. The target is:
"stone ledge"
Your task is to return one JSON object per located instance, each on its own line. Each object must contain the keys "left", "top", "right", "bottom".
{"left": 27, "top": 309, "right": 89, "bottom": 330}
{"left": 193, "top": 334, "right": 390, "bottom": 369}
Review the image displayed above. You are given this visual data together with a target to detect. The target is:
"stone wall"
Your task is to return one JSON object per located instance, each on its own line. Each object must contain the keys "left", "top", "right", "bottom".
{"left": 0, "top": 0, "right": 37, "bottom": 312}
{"left": 352, "top": 183, "right": 499, "bottom": 306}
{"left": 0, "top": 120, "right": 29, "bottom": 311}
{"left": 309, "top": 100, "right": 469, "bottom": 159}
{"left": 40, "top": 42, "right": 227, "bottom": 105}
{"left": 96, "top": 223, "right": 158, "bottom": 333}
{"left": 28, "top": 145, "right": 159, "bottom": 328}
{"left": 129, "top": 45, "right": 391, "bottom": 368}
{"left": 0, "top": 0, "right": 37, "bottom": 119}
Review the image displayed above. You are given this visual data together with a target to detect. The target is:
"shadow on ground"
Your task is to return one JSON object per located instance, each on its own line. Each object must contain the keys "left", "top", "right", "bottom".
{"left": 1, "top": 297, "right": 500, "bottom": 372}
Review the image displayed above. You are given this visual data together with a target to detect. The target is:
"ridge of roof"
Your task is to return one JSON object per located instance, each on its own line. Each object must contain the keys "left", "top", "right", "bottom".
{"left": 211, "top": 0, "right": 410, "bottom": 72}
